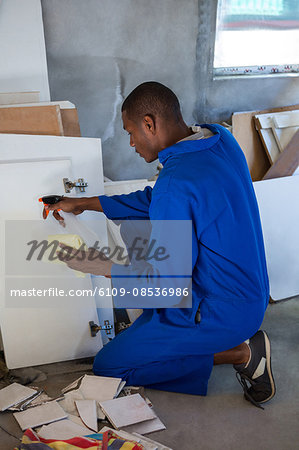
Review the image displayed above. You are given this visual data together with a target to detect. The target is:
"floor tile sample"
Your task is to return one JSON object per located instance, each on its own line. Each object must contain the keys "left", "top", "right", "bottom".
{"left": 99, "top": 393, "right": 157, "bottom": 429}
{"left": 38, "top": 418, "right": 91, "bottom": 440}
{"left": 13, "top": 401, "right": 67, "bottom": 430}
{"left": 79, "top": 375, "right": 123, "bottom": 420}
{"left": 123, "top": 415, "right": 166, "bottom": 434}
{"left": 79, "top": 375, "right": 122, "bottom": 401}
{"left": 0, "top": 383, "right": 37, "bottom": 411}
{"left": 75, "top": 399, "right": 98, "bottom": 432}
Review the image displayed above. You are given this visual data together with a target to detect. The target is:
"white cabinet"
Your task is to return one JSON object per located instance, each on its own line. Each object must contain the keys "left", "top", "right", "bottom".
{"left": 0, "top": 133, "right": 113, "bottom": 368}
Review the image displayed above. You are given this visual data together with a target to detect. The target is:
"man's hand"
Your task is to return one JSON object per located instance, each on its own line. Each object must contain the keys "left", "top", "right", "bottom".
{"left": 43, "top": 197, "right": 103, "bottom": 222}
{"left": 43, "top": 197, "right": 84, "bottom": 222}
{"left": 57, "top": 243, "right": 113, "bottom": 277}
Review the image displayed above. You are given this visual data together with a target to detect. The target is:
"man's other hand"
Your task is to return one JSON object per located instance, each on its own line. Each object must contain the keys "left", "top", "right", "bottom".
{"left": 56, "top": 243, "right": 113, "bottom": 277}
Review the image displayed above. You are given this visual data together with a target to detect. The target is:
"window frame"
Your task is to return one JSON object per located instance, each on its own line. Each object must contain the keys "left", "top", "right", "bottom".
{"left": 213, "top": 0, "right": 299, "bottom": 78}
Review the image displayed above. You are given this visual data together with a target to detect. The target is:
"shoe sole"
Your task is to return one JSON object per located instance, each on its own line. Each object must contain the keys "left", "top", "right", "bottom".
{"left": 259, "top": 330, "right": 276, "bottom": 403}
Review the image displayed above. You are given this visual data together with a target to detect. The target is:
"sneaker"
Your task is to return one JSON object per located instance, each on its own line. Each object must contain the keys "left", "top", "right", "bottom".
{"left": 234, "top": 330, "right": 276, "bottom": 409}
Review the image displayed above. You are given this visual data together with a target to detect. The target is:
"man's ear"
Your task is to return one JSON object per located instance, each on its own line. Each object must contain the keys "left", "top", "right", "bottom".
{"left": 143, "top": 114, "right": 156, "bottom": 134}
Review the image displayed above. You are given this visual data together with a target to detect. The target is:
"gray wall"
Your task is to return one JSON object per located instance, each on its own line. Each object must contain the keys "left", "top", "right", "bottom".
{"left": 41, "top": 0, "right": 299, "bottom": 181}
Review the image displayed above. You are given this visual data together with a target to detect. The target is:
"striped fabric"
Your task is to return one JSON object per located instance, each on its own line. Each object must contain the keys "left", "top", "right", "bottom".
{"left": 14, "top": 428, "right": 144, "bottom": 450}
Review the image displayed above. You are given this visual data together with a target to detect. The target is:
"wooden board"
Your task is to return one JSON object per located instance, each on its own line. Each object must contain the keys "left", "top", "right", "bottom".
{"left": 0, "top": 105, "right": 64, "bottom": 136}
{"left": 263, "top": 129, "right": 299, "bottom": 180}
{"left": 0, "top": 101, "right": 81, "bottom": 137}
{"left": 232, "top": 111, "right": 270, "bottom": 181}
{"left": 61, "top": 108, "right": 81, "bottom": 137}
{"left": 232, "top": 104, "right": 299, "bottom": 181}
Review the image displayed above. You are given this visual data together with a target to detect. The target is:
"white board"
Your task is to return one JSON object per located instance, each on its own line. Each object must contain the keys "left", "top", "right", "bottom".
{"left": 0, "top": 133, "right": 113, "bottom": 368}
{"left": 0, "top": 0, "right": 50, "bottom": 101}
{"left": 254, "top": 176, "right": 299, "bottom": 300}
{"left": 0, "top": 91, "right": 40, "bottom": 105}
{"left": 0, "top": 101, "right": 75, "bottom": 110}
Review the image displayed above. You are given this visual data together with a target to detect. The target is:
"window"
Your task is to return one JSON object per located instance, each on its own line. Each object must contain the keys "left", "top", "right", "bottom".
{"left": 214, "top": 0, "right": 299, "bottom": 76}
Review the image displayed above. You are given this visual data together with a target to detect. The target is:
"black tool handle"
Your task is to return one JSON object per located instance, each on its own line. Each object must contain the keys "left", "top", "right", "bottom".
{"left": 41, "top": 195, "right": 63, "bottom": 205}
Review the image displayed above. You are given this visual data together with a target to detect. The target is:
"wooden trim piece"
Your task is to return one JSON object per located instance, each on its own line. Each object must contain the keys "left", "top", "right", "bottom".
{"left": 272, "top": 126, "right": 299, "bottom": 153}
{"left": 254, "top": 114, "right": 273, "bottom": 130}
{"left": 262, "top": 129, "right": 299, "bottom": 180}
{"left": 259, "top": 128, "right": 280, "bottom": 163}
{"left": 273, "top": 112, "right": 299, "bottom": 129}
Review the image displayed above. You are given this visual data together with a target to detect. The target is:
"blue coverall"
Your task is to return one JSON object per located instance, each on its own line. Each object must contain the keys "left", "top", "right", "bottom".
{"left": 93, "top": 124, "right": 269, "bottom": 395}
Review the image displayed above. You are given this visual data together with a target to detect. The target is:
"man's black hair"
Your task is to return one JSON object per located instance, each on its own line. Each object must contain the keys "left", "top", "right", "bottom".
{"left": 121, "top": 81, "right": 182, "bottom": 123}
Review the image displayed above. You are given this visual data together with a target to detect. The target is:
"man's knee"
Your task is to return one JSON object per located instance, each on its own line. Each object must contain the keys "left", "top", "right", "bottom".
{"left": 92, "top": 342, "right": 131, "bottom": 380}
{"left": 93, "top": 345, "right": 114, "bottom": 375}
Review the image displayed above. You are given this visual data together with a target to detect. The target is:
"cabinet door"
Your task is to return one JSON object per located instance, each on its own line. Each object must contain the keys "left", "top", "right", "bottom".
{"left": 0, "top": 133, "right": 113, "bottom": 368}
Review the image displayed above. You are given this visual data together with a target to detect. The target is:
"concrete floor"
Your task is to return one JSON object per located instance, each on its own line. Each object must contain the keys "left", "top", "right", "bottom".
{"left": 0, "top": 297, "right": 298, "bottom": 450}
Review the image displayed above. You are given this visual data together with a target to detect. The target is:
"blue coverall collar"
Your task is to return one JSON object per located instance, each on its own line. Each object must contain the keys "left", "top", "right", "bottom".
{"left": 158, "top": 124, "right": 221, "bottom": 166}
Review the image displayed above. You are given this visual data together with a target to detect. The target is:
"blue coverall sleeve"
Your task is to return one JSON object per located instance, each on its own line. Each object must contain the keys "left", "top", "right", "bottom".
{"left": 99, "top": 186, "right": 152, "bottom": 220}
{"left": 111, "top": 192, "right": 196, "bottom": 308}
